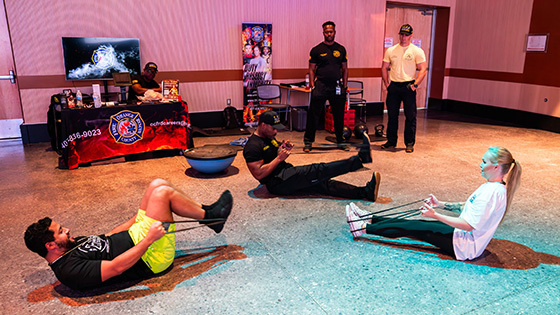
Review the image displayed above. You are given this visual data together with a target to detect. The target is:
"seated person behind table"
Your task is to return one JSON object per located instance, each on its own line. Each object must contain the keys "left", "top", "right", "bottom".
{"left": 243, "top": 110, "right": 381, "bottom": 201}
{"left": 128, "top": 62, "right": 162, "bottom": 103}
{"left": 24, "top": 179, "right": 232, "bottom": 290}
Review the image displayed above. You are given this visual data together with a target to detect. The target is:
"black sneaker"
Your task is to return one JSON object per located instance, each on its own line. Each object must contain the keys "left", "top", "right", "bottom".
{"left": 380, "top": 142, "right": 396, "bottom": 149}
{"left": 203, "top": 190, "right": 233, "bottom": 233}
{"left": 303, "top": 144, "right": 312, "bottom": 153}
{"left": 358, "top": 133, "right": 372, "bottom": 163}
{"left": 405, "top": 143, "right": 414, "bottom": 153}
{"left": 365, "top": 172, "right": 381, "bottom": 201}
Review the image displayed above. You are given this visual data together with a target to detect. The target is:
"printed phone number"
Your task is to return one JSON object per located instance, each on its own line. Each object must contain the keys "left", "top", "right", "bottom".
{"left": 61, "top": 129, "right": 101, "bottom": 148}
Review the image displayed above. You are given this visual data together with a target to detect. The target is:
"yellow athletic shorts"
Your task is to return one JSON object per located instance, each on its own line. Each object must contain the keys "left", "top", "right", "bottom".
{"left": 128, "top": 209, "right": 176, "bottom": 274}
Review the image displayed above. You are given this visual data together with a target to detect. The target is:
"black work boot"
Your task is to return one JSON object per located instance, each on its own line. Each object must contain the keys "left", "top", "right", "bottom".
{"left": 358, "top": 133, "right": 372, "bottom": 163}
{"left": 364, "top": 172, "right": 381, "bottom": 201}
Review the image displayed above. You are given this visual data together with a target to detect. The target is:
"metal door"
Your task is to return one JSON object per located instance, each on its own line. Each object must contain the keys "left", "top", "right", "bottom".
{"left": 0, "top": 2, "right": 22, "bottom": 138}
{"left": 382, "top": 5, "right": 433, "bottom": 109}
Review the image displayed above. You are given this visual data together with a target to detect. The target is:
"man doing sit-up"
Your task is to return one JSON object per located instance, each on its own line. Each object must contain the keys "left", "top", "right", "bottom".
{"left": 24, "top": 179, "right": 232, "bottom": 290}
{"left": 243, "top": 110, "right": 381, "bottom": 201}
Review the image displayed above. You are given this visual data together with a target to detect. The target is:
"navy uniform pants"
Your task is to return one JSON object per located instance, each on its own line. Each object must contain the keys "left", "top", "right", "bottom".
{"left": 304, "top": 80, "right": 347, "bottom": 145}
{"left": 385, "top": 81, "right": 417, "bottom": 146}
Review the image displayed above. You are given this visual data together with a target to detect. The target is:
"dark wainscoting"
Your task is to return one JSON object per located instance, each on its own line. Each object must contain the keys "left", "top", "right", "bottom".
{"left": 428, "top": 98, "right": 560, "bottom": 134}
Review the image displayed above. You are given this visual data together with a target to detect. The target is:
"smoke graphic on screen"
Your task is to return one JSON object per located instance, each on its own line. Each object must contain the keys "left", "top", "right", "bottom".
{"left": 67, "top": 44, "right": 136, "bottom": 80}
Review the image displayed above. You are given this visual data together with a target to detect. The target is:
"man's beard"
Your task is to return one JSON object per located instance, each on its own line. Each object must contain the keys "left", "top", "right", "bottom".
{"left": 56, "top": 238, "right": 77, "bottom": 251}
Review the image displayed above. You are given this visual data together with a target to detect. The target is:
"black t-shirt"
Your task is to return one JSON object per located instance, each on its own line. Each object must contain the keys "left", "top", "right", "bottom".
{"left": 242, "top": 133, "right": 292, "bottom": 184}
{"left": 309, "top": 42, "right": 347, "bottom": 86}
{"left": 50, "top": 231, "right": 153, "bottom": 290}
{"left": 128, "top": 74, "right": 160, "bottom": 102}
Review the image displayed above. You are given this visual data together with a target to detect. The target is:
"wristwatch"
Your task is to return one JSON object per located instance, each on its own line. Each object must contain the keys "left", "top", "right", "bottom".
{"left": 413, "top": 83, "right": 418, "bottom": 88}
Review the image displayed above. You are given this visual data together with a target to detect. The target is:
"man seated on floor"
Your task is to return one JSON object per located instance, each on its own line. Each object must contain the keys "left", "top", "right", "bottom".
{"left": 24, "top": 179, "right": 232, "bottom": 290}
{"left": 243, "top": 110, "right": 381, "bottom": 201}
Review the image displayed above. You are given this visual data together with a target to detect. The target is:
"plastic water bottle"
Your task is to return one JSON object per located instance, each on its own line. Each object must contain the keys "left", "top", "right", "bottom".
{"left": 335, "top": 80, "right": 341, "bottom": 95}
{"left": 93, "top": 93, "right": 101, "bottom": 108}
{"left": 76, "top": 90, "right": 83, "bottom": 107}
{"left": 305, "top": 73, "right": 310, "bottom": 89}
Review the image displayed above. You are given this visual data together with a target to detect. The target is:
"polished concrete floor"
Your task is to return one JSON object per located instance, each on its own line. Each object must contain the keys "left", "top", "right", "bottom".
{"left": 1, "top": 110, "right": 559, "bottom": 314}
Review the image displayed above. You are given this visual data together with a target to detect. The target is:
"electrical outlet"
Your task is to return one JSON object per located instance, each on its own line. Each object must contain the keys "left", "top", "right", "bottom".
{"left": 227, "top": 99, "right": 231, "bottom": 106}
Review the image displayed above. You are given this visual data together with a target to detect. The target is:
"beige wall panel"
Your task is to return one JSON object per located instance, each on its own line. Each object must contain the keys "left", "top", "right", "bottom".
{"left": 398, "top": 0, "right": 454, "bottom": 5}
{"left": 4, "top": 0, "right": 389, "bottom": 71}
{"left": 519, "top": 86, "right": 560, "bottom": 117}
{"left": 443, "top": 76, "right": 450, "bottom": 99}
{"left": 450, "top": 0, "right": 532, "bottom": 72}
{"left": 445, "top": 5, "right": 456, "bottom": 69}
{"left": 359, "top": 77, "right": 383, "bottom": 103}
{"left": 241, "top": 0, "right": 386, "bottom": 69}
{"left": 181, "top": 81, "right": 244, "bottom": 113}
{"left": 20, "top": 88, "right": 63, "bottom": 123}
{"left": 447, "top": 77, "right": 560, "bottom": 118}
{"left": 7, "top": 0, "right": 390, "bottom": 73}
{"left": 7, "top": 0, "right": 243, "bottom": 73}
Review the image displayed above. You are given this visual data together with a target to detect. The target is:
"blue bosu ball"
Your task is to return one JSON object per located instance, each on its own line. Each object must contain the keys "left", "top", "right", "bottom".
{"left": 184, "top": 145, "right": 238, "bottom": 174}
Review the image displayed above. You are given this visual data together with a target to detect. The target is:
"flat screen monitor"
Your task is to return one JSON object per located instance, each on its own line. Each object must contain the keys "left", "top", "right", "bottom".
{"left": 62, "top": 37, "right": 141, "bottom": 80}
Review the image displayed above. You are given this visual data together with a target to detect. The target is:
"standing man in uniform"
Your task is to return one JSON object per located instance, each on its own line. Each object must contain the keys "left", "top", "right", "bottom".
{"left": 304, "top": 21, "right": 349, "bottom": 152}
{"left": 128, "top": 62, "right": 162, "bottom": 103}
{"left": 381, "top": 24, "right": 427, "bottom": 153}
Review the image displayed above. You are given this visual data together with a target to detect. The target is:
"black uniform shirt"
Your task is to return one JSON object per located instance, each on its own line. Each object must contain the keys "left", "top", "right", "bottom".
{"left": 128, "top": 74, "right": 160, "bottom": 102}
{"left": 243, "top": 134, "right": 293, "bottom": 184}
{"left": 50, "top": 231, "right": 153, "bottom": 290}
{"left": 309, "top": 42, "right": 347, "bottom": 86}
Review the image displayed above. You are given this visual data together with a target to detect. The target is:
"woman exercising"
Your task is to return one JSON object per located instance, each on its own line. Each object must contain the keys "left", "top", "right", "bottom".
{"left": 346, "top": 146, "right": 522, "bottom": 260}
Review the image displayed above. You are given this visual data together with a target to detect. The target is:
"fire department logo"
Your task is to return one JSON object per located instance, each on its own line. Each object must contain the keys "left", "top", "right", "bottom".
{"left": 109, "top": 110, "right": 145, "bottom": 144}
{"left": 333, "top": 50, "right": 341, "bottom": 58}
{"left": 252, "top": 26, "right": 264, "bottom": 42}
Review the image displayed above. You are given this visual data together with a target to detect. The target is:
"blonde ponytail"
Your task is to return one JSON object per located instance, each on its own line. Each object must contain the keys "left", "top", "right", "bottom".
{"left": 487, "top": 146, "right": 522, "bottom": 215}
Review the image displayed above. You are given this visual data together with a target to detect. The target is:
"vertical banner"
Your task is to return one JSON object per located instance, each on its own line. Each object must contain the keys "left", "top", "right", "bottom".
{"left": 242, "top": 23, "right": 272, "bottom": 125}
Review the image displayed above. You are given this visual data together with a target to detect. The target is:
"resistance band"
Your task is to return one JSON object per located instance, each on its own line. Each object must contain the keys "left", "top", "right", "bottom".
{"left": 292, "top": 143, "right": 370, "bottom": 150}
{"left": 349, "top": 199, "right": 426, "bottom": 226}
{"left": 359, "top": 199, "right": 424, "bottom": 218}
{"left": 162, "top": 219, "right": 225, "bottom": 234}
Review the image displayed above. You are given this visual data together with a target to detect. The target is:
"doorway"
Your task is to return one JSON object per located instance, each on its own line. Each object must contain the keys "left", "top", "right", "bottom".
{"left": 382, "top": 4, "right": 434, "bottom": 109}
{"left": 0, "top": 1, "right": 22, "bottom": 139}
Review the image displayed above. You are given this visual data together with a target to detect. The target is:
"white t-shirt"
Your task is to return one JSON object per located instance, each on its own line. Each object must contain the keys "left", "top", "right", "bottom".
{"left": 453, "top": 182, "right": 507, "bottom": 260}
{"left": 383, "top": 44, "right": 426, "bottom": 82}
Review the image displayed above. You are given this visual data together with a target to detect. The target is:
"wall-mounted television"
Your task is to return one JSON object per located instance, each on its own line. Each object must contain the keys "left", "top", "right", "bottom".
{"left": 62, "top": 37, "right": 141, "bottom": 80}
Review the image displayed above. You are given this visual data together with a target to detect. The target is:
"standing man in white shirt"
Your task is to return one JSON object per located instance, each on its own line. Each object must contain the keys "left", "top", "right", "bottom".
{"left": 381, "top": 24, "right": 427, "bottom": 153}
